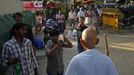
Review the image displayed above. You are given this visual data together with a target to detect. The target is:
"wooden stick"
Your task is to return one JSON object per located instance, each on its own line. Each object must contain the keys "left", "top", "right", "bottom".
{"left": 104, "top": 34, "right": 109, "bottom": 56}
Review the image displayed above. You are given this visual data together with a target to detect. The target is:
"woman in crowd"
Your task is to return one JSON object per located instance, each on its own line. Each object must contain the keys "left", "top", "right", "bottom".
{"left": 33, "top": 23, "right": 45, "bottom": 49}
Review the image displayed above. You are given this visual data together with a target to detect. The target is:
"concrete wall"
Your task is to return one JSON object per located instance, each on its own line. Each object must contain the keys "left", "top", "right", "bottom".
{"left": 68, "top": 0, "right": 73, "bottom": 3}
{"left": 0, "top": 0, "right": 23, "bottom": 15}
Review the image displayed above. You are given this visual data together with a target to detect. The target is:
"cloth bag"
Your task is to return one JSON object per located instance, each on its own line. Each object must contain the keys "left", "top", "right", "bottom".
{"left": 34, "top": 37, "right": 45, "bottom": 49}
{"left": 84, "top": 17, "right": 91, "bottom": 25}
{"left": 72, "top": 29, "right": 77, "bottom": 37}
{"left": 68, "top": 31, "right": 73, "bottom": 38}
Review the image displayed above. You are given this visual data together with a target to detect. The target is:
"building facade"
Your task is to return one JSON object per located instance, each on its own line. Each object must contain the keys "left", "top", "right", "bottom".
{"left": 0, "top": 0, "right": 23, "bottom": 15}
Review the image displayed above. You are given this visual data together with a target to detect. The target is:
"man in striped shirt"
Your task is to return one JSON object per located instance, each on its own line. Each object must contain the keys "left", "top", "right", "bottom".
{"left": 2, "top": 23, "right": 38, "bottom": 75}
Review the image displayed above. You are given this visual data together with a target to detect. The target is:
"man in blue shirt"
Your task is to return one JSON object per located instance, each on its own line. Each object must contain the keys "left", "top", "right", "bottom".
{"left": 65, "top": 27, "right": 119, "bottom": 75}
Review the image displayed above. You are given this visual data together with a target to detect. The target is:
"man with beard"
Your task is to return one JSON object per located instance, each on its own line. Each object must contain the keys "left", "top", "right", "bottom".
{"left": 45, "top": 29, "right": 73, "bottom": 75}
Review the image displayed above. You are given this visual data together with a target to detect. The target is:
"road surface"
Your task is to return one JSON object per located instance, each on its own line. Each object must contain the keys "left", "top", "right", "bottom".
{"left": 5, "top": 29, "right": 134, "bottom": 75}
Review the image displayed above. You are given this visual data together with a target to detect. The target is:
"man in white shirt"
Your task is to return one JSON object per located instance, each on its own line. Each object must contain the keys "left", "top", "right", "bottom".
{"left": 77, "top": 8, "right": 85, "bottom": 22}
{"left": 65, "top": 27, "right": 119, "bottom": 75}
{"left": 68, "top": 9, "right": 76, "bottom": 27}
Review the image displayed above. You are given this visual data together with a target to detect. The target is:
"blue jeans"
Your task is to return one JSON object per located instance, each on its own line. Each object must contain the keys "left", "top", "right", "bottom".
{"left": 58, "top": 23, "right": 65, "bottom": 34}
{"left": 77, "top": 42, "right": 84, "bottom": 53}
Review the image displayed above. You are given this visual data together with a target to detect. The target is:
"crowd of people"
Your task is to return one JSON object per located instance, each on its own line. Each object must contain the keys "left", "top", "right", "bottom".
{"left": 67, "top": 5, "right": 102, "bottom": 53}
{"left": 0, "top": 4, "right": 119, "bottom": 75}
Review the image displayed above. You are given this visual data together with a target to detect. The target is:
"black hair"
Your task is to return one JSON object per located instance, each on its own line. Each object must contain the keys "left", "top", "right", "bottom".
{"left": 80, "top": 16, "right": 85, "bottom": 20}
{"left": 13, "top": 12, "right": 23, "bottom": 20}
{"left": 49, "top": 14, "right": 53, "bottom": 19}
{"left": 49, "top": 29, "right": 60, "bottom": 37}
{"left": 10, "top": 23, "right": 27, "bottom": 36}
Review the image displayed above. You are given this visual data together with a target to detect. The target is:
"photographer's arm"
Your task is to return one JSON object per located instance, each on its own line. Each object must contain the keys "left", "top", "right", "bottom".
{"left": 45, "top": 41, "right": 59, "bottom": 55}
{"left": 46, "top": 45, "right": 58, "bottom": 55}
{"left": 62, "top": 37, "right": 73, "bottom": 48}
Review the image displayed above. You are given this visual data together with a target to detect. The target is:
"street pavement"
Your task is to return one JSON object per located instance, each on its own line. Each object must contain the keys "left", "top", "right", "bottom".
{"left": 35, "top": 29, "right": 134, "bottom": 75}
{"left": 5, "top": 29, "right": 134, "bottom": 75}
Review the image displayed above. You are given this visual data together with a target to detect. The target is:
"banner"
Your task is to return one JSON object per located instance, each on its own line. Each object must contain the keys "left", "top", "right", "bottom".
{"left": 23, "top": 1, "right": 43, "bottom": 10}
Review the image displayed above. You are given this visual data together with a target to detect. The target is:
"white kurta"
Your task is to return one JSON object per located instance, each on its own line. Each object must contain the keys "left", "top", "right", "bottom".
{"left": 65, "top": 49, "right": 119, "bottom": 75}
{"left": 77, "top": 11, "right": 85, "bottom": 18}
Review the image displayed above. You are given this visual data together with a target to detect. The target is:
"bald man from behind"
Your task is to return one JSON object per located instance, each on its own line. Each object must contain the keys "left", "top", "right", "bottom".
{"left": 65, "top": 27, "right": 119, "bottom": 75}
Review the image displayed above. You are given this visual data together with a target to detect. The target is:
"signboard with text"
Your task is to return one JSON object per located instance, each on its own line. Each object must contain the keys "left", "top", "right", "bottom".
{"left": 23, "top": 1, "right": 43, "bottom": 10}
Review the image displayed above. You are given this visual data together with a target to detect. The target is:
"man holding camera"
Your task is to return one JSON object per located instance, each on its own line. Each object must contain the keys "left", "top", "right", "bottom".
{"left": 45, "top": 29, "right": 73, "bottom": 75}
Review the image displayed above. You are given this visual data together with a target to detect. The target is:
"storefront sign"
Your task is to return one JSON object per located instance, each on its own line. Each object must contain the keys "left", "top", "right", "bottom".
{"left": 23, "top": 1, "right": 43, "bottom": 10}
